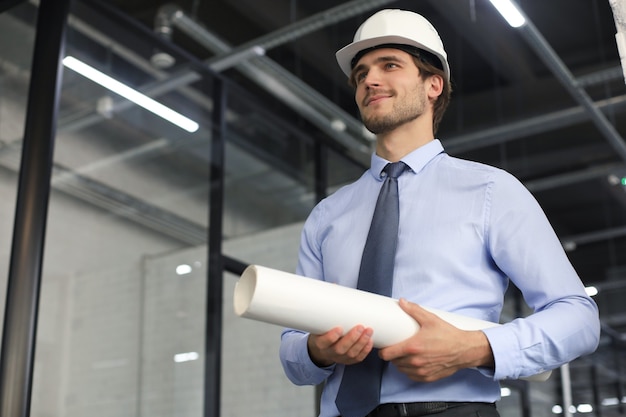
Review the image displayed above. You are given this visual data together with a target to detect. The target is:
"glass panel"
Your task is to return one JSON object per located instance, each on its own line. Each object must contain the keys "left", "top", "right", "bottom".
{"left": 25, "top": 1, "right": 325, "bottom": 417}
{"left": 30, "top": 1, "right": 215, "bottom": 416}
{"left": 222, "top": 79, "right": 316, "bottom": 235}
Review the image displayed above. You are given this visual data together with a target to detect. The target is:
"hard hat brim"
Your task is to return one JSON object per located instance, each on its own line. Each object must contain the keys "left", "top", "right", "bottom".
{"left": 335, "top": 34, "right": 450, "bottom": 82}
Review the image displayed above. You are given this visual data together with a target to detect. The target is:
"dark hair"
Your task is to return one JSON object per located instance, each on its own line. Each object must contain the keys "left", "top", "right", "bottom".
{"left": 410, "top": 54, "right": 451, "bottom": 135}
{"left": 348, "top": 44, "right": 452, "bottom": 134}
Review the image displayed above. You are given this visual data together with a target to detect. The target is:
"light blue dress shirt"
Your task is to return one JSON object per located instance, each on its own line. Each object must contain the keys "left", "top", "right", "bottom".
{"left": 280, "top": 139, "right": 600, "bottom": 417}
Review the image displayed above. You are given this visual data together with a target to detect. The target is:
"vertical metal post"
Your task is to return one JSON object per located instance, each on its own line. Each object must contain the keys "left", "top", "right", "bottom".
{"left": 614, "top": 345, "right": 625, "bottom": 415}
{"left": 591, "top": 364, "right": 601, "bottom": 417}
{"left": 205, "top": 76, "right": 226, "bottom": 417}
{"left": 561, "top": 363, "right": 573, "bottom": 417}
{"left": 512, "top": 290, "right": 532, "bottom": 417}
{"left": 314, "top": 141, "right": 328, "bottom": 204}
{"left": 0, "top": 0, "right": 70, "bottom": 416}
{"left": 313, "top": 141, "right": 328, "bottom": 415}
{"left": 518, "top": 381, "right": 531, "bottom": 417}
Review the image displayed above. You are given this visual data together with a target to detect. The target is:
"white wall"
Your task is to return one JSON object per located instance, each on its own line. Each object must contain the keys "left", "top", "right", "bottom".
{"left": 137, "top": 224, "right": 315, "bottom": 417}
{"left": 28, "top": 188, "right": 314, "bottom": 417}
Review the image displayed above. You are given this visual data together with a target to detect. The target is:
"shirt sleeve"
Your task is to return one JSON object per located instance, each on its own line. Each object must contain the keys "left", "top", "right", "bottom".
{"left": 279, "top": 203, "right": 335, "bottom": 385}
{"left": 482, "top": 171, "right": 600, "bottom": 380}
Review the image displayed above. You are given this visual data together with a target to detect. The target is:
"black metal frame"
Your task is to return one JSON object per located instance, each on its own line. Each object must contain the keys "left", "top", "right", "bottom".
{"left": 0, "top": 0, "right": 71, "bottom": 416}
{"left": 206, "top": 76, "right": 227, "bottom": 417}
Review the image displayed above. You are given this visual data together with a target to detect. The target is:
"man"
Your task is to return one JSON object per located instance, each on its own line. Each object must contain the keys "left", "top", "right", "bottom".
{"left": 279, "top": 9, "right": 600, "bottom": 417}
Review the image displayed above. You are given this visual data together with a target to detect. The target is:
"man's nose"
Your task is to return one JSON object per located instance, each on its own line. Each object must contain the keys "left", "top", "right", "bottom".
{"left": 363, "top": 69, "right": 382, "bottom": 87}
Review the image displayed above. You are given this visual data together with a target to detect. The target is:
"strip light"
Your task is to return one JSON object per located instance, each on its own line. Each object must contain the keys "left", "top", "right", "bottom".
{"left": 63, "top": 56, "right": 199, "bottom": 133}
{"left": 173, "top": 352, "right": 199, "bottom": 363}
{"left": 489, "top": 0, "right": 526, "bottom": 28}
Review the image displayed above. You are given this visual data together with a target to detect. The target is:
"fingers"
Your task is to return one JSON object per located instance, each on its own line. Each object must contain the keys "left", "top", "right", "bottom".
{"left": 398, "top": 298, "right": 435, "bottom": 322}
{"left": 313, "top": 326, "right": 344, "bottom": 349}
{"left": 339, "top": 326, "right": 374, "bottom": 363}
{"left": 379, "top": 299, "right": 427, "bottom": 361}
{"left": 308, "top": 325, "right": 374, "bottom": 366}
{"left": 378, "top": 334, "right": 407, "bottom": 362}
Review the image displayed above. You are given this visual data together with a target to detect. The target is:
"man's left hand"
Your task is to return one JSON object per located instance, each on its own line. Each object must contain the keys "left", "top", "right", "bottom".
{"left": 378, "top": 298, "right": 495, "bottom": 382}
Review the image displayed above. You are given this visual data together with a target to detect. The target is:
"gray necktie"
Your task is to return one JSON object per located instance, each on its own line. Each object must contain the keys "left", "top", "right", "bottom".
{"left": 335, "top": 161, "right": 407, "bottom": 417}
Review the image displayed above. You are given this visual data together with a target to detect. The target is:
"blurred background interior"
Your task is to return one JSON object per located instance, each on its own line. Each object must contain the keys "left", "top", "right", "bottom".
{"left": 0, "top": 0, "right": 625, "bottom": 416}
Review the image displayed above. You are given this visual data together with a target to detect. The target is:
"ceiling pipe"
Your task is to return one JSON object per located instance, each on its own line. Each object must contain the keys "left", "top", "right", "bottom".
{"left": 158, "top": 1, "right": 388, "bottom": 155}
{"left": 185, "top": 0, "right": 398, "bottom": 72}
{"left": 445, "top": 93, "right": 626, "bottom": 154}
{"left": 561, "top": 225, "right": 626, "bottom": 251}
{"left": 150, "top": 8, "right": 176, "bottom": 69}
{"left": 515, "top": 5, "right": 626, "bottom": 162}
{"left": 577, "top": 65, "right": 624, "bottom": 87}
{"left": 524, "top": 162, "right": 626, "bottom": 193}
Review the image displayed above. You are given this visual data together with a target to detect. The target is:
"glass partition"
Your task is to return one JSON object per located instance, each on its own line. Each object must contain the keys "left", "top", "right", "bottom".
{"left": 20, "top": 0, "right": 325, "bottom": 416}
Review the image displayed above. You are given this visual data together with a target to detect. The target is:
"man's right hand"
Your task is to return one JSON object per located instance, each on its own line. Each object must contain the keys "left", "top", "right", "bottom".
{"left": 307, "top": 325, "right": 374, "bottom": 367}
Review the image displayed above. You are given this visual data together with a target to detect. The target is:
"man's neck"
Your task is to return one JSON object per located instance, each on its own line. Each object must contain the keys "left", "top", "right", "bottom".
{"left": 375, "top": 121, "right": 435, "bottom": 162}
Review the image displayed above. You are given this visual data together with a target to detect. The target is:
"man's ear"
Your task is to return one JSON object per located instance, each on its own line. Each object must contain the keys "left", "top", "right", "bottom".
{"left": 427, "top": 74, "right": 444, "bottom": 100}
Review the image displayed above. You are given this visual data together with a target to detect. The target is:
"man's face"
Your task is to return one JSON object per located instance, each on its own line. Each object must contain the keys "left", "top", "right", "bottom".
{"left": 352, "top": 48, "right": 429, "bottom": 135}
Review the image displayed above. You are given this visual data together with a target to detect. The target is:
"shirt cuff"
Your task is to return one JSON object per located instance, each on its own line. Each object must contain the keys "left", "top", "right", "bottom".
{"left": 288, "top": 332, "right": 335, "bottom": 382}
{"left": 482, "top": 325, "right": 522, "bottom": 380}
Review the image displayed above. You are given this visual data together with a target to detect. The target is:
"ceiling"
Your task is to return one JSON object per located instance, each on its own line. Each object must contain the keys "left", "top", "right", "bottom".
{"left": 1, "top": 0, "right": 626, "bottom": 412}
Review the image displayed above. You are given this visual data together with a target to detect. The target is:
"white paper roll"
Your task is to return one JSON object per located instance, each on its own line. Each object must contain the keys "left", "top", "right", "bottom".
{"left": 234, "top": 264, "right": 551, "bottom": 381}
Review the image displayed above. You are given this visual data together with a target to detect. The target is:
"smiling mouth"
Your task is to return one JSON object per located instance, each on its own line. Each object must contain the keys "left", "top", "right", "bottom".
{"left": 365, "top": 95, "right": 390, "bottom": 106}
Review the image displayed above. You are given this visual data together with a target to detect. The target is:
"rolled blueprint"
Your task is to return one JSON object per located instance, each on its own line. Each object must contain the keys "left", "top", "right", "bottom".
{"left": 233, "top": 264, "right": 551, "bottom": 381}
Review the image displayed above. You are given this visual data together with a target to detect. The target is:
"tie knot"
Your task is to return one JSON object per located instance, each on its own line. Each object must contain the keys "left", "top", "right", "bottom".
{"left": 384, "top": 161, "right": 406, "bottom": 179}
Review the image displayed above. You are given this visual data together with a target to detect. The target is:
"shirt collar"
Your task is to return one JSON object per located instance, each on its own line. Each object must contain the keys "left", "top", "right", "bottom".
{"left": 370, "top": 139, "right": 445, "bottom": 180}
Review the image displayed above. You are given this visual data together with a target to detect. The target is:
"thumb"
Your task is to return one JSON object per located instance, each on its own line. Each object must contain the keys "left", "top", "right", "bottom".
{"left": 398, "top": 298, "right": 434, "bottom": 325}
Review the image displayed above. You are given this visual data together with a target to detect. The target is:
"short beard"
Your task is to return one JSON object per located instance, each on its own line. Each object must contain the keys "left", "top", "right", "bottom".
{"left": 362, "top": 110, "right": 420, "bottom": 135}
{"left": 361, "top": 83, "right": 427, "bottom": 135}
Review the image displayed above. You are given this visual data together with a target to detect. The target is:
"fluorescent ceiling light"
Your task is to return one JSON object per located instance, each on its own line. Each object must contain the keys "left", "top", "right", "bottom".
{"left": 63, "top": 56, "right": 199, "bottom": 133}
{"left": 489, "top": 0, "right": 526, "bottom": 28}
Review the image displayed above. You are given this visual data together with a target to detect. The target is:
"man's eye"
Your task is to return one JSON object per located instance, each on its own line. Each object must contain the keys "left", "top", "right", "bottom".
{"left": 386, "top": 63, "right": 398, "bottom": 69}
{"left": 356, "top": 72, "right": 367, "bottom": 82}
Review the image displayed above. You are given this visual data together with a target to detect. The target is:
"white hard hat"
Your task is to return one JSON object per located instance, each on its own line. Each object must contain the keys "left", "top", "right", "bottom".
{"left": 335, "top": 9, "right": 450, "bottom": 82}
